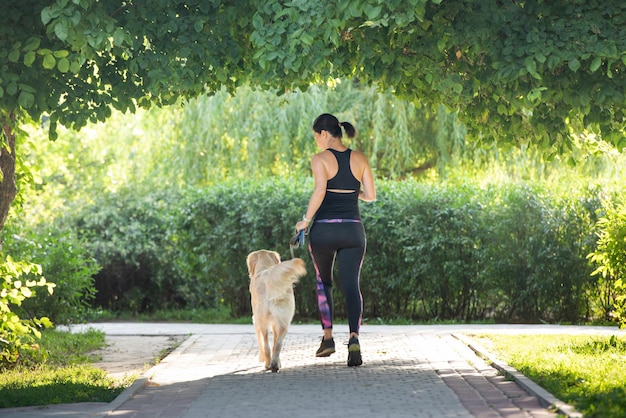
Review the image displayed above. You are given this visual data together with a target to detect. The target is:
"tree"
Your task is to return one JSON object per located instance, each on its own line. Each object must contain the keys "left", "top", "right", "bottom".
{"left": 2, "top": 0, "right": 626, "bottom": 236}
{"left": 1, "top": 0, "right": 251, "bottom": 235}
{"left": 247, "top": 0, "right": 626, "bottom": 148}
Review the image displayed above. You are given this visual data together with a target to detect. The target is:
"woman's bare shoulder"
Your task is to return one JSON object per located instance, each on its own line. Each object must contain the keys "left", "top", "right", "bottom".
{"left": 312, "top": 150, "right": 335, "bottom": 162}
{"left": 311, "top": 150, "right": 334, "bottom": 169}
{"left": 350, "top": 149, "right": 371, "bottom": 164}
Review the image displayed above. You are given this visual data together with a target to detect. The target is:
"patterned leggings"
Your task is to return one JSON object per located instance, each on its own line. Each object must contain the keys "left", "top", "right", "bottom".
{"left": 308, "top": 220, "right": 366, "bottom": 335}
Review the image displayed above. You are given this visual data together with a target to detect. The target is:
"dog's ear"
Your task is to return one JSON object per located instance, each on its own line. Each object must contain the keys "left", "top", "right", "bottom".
{"left": 247, "top": 250, "right": 282, "bottom": 276}
{"left": 246, "top": 252, "right": 259, "bottom": 276}
{"left": 268, "top": 251, "right": 281, "bottom": 265}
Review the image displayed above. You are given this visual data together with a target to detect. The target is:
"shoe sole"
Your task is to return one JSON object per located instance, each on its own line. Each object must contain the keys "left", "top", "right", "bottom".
{"left": 316, "top": 348, "right": 336, "bottom": 357}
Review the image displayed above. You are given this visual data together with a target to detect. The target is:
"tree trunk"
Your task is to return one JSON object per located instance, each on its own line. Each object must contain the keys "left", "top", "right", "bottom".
{"left": 0, "top": 113, "right": 17, "bottom": 250}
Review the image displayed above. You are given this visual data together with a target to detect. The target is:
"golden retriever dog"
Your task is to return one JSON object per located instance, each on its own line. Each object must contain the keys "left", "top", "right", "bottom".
{"left": 246, "top": 250, "right": 306, "bottom": 372}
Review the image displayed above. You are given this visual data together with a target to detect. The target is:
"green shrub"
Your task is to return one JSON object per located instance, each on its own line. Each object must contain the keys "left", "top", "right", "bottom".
{"left": 58, "top": 178, "right": 610, "bottom": 324}
{"left": 2, "top": 223, "right": 98, "bottom": 324}
{"left": 173, "top": 178, "right": 313, "bottom": 317}
{"left": 64, "top": 190, "right": 183, "bottom": 313}
{"left": 0, "top": 256, "right": 54, "bottom": 367}
{"left": 588, "top": 198, "right": 626, "bottom": 327}
{"left": 481, "top": 183, "right": 598, "bottom": 322}
{"left": 361, "top": 182, "right": 486, "bottom": 321}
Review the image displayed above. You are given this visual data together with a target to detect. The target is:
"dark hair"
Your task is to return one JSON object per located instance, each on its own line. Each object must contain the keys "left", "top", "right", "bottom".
{"left": 312, "top": 113, "right": 356, "bottom": 138}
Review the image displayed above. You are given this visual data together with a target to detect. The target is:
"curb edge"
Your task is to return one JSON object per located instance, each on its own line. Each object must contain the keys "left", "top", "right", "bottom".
{"left": 452, "top": 332, "right": 583, "bottom": 418}
{"left": 98, "top": 333, "right": 199, "bottom": 416}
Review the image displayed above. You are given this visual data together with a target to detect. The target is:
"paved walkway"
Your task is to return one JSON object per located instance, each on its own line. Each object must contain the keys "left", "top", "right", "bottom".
{"left": 3, "top": 323, "right": 621, "bottom": 418}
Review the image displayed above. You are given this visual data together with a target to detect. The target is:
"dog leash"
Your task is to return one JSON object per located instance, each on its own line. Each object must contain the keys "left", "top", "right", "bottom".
{"left": 289, "top": 228, "right": 307, "bottom": 259}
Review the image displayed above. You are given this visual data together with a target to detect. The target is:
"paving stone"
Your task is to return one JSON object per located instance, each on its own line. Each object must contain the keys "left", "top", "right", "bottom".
{"left": 4, "top": 323, "right": 604, "bottom": 418}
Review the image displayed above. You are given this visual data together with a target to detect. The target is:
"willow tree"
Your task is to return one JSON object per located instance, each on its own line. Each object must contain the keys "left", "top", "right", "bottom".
{"left": 3, "top": 0, "right": 626, "bottom": 235}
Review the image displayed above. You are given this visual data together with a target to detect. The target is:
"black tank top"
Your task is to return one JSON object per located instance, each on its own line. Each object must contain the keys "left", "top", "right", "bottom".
{"left": 326, "top": 149, "right": 361, "bottom": 191}
{"left": 314, "top": 149, "right": 361, "bottom": 220}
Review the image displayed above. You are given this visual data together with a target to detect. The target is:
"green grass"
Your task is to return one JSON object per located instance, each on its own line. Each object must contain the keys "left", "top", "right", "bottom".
{"left": 472, "top": 333, "right": 626, "bottom": 418}
{"left": 86, "top": 306, "right": 247, "bottom": 323}
{"left": 87, "top": 307, "right": 505, "bottom": 326}
{"left": 0, "top": 329, "right": 132, "bottom": 409}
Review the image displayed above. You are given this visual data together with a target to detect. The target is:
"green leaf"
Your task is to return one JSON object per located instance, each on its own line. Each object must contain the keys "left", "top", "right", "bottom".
{"left": 252, "top": 13, "right": 264, "bottom": 31}
{"left": 364, "top": 5, "right": 382, "bottom": 21}
{"left": 18, "top": 90, "right": 35, "bottom": 108}
{"left": 19, "top": 84, "right": 36, "bottom": 94}
{"left": 41, "top": 6, "right": 53, "bottom": 25}
{"left": 54, "top": 22, "right": 69, "bottom": 41}
{"left": 590, "top": 56, "right": 602, "bottom": 73}
{"left": 527, "top": 87, "right": 546, "bottom": 102}
{"left": 437, "top": 38, "right": 446, "bottom": 53}
{"left": 113, "top": 28, "right": 126, "bottom": 46}
{"left": 57, "top": 58, "right": 70, "bottom": 73}
{"left": 300, "top": 33, "right": 314, "bottom": 46}
{"left": 70, "top": 60, "right": 82, "bottom": 73}
{"left": 8, "top": 49, "right": 20, "bottom": 63}
{"left": 524, "top": 57, "right": 542, "bottom": 80}
{"left": 43, "top": 54, "right": 56, "bottom": 70}
{"left": 215, "top": 68, "right": 227, "bottom": 82}
{"left": 24, "top": 37, "right": 41, "bottom": 51}
{"left": 6, "top": 82, "right": 18, "bottom": 95}
{"left": 568, "top": 58, "right": 581, "bottom": 72}
{"left": 349, "top": 2, "right": 362, "bottom": 18}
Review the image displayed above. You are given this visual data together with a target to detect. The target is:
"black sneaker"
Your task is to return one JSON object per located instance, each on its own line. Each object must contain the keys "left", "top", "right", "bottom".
{"left": 347, "top": 336, "right": 362, "bottom": 367}
{"left": 316, "top": 337, "right": 335, "bottom": 357}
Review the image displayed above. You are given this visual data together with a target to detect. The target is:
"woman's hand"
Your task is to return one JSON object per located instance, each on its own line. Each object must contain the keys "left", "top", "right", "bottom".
{"left": 295, "top": 219, "right": 310, "bottom": 232}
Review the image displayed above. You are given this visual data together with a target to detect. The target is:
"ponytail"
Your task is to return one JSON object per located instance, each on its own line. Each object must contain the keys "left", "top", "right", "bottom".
{"left": 339, "top": 121, "right": 356, "bottom": 138}
{"left": 313, "top": 113, "right": 356, "bottom": 139}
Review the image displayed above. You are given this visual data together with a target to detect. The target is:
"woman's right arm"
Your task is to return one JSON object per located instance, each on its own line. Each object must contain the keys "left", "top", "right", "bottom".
{"left": 295, "top": 154, "right": 327, "bottom": 231}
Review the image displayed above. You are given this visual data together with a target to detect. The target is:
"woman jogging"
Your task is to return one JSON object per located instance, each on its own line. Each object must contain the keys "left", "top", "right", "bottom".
{"left": 295, "top": 113, "right": 376, "bottom": 367}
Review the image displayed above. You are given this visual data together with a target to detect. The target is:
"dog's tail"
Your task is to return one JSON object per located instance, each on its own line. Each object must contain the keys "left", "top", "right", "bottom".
{"left": 263, "top": 258, "right": 306, "bottom": 300}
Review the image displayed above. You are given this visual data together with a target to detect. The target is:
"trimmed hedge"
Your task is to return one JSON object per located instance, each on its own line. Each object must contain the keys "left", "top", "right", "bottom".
{"left": 62, "top": 178, "right": 614, "bottom": 324}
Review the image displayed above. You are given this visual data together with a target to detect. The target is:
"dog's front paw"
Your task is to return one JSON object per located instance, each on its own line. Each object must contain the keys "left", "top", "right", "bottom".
{"left": 269, "top": 358, "right": 281, "bottom": 372}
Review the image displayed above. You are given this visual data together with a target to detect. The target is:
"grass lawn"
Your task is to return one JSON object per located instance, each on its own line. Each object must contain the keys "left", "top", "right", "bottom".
{"left": 471, "top": 333, "right": 626, "bottom": 418}
{"left": 0, "top": 328, "right": 133, "bottom": 409}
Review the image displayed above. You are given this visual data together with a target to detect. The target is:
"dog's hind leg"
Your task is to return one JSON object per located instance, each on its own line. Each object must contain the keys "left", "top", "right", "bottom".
{"left": 262, "top": 330, "right": 272, "bottom": 370}
{"left": 269, "top": 322, "right": 288, "bottom": 373}
{"left": 255, "top": 325, "right": 271, "bottom": 370}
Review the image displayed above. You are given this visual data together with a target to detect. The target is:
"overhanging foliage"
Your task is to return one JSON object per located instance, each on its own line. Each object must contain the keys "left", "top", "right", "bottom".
{"left": 2, "top": 0, "right": 626, "bottom": 146}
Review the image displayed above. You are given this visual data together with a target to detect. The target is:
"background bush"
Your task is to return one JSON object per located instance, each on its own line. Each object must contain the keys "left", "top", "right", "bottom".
{"left": 588, "top": 198, "right": 626, "bottom": 327}
{"left": 1, "top": 222, "right": 98, "bottom": 325}
{"left": 62, "top": 191, "right": 182, "bottom": 313}
{"left": 15, "top": 80, "right": 626, "bottom": 328}
{"left": 54, "top": 177, "right": 624, "bottom": 325}
{"left": 0, "top": 255, "right": 54, "bottom": 367}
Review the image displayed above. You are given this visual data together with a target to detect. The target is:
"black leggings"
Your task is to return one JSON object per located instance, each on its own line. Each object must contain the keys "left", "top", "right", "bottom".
{"left": 308, "top": 220, "right": 366, "bottom": 335}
